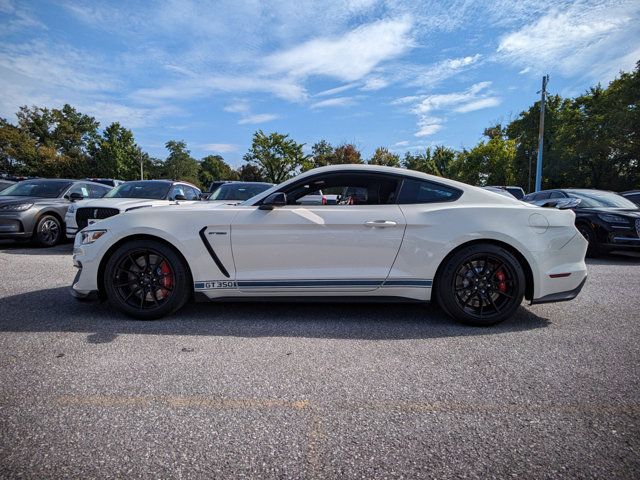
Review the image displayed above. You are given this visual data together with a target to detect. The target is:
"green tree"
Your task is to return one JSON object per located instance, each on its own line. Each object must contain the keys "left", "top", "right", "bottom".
{"left": 242, "top": 130, "right": 306, "bottom": 183}
{"left": 0, "top": 118, "right": 37, "bottom": 175}
{"left": 164, "top": 140, "right": 199, "bottom": 185}
{"left": 302, "top": 140, "right": 364, "bottom": 171}
{"left": 90, "top": 122, "right": 144, "bottom": 180}
{"left": 237, "top": 163, "right": 264, "bottom": 182}
{"left": 368, "top": 147, "right": 400, "bottom": 167}
{"left": 402, "top": 148, "right": 439, "bottom": 175}
{"left": 198, "top": 155, "right": 239, "bottom": 187}
{"left": 449, "top": 136, "right": 516, "bottom": 186}
{"left": 11, "top": 104, "right": 99, "bottom": 177}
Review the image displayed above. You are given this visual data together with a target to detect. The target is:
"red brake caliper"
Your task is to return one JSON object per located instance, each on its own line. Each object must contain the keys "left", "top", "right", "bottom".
{"left": 159, "top": 261, "right": 173, "bottom": 297}
{"left": 495, "top": 270, "right": 507, "bottom": 293}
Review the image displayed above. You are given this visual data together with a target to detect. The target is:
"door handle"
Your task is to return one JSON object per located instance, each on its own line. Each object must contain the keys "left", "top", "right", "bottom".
{"left": 364, "top": 220, "right": 398, "bottom": 227}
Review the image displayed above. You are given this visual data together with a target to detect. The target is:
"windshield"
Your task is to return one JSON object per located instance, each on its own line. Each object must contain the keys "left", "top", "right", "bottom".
{"left": 567, "top": 190, "right": 638, "bottom": 209}
{"left": 104, "top": 181, "right": 171, "bottom": 199}
{"left": 0, "top": 180, "right": 72, "bottom": 198}
{"left": 210, "top": 183, "right": 272, "bottom": 201}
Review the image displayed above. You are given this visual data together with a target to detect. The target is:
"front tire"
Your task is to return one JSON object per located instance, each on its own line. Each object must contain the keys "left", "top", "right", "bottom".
{"left": 103, "top": 239, "right": 192, "bottom": 320}
{"left": 34, "top": 215, "right": 62, "bottom": 247}
{"left": 436, "top": 243, "right": 525, "bottom": 326}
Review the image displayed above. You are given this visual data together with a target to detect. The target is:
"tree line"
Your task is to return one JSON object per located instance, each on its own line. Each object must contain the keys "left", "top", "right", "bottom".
{"left": 1, "top": 62, "right": 638, "bottom": 192}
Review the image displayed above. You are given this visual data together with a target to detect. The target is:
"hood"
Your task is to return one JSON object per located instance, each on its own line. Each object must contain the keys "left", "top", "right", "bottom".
{"left": 0, "top": 195, "right": 65, "bottom": 206}
{"left": 72, "top": 197, "right": 173, "bottom": 211}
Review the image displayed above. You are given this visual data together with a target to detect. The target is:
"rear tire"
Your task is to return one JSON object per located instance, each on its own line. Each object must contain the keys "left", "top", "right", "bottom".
{"left": 103, "top": 239, "right": 192, "bottom": 320}
{"left": 33, "top": 215, "right": 62, "bottom": 247}
{"left": 436, "top": 243, "right": 525, "bottom": 326}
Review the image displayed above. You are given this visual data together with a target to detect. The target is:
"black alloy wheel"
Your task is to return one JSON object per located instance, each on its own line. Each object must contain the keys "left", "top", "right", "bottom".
{"left": 34, "top": 215, "right": 62, "bottom": 247}
{"left": 437, "top": 243, "right": 525, "bottom": 326}
{"left": 104, "top": 240, "right": 191, "bottom": 319}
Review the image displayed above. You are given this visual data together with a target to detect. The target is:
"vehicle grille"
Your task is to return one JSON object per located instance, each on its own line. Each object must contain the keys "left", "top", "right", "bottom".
{"left": 636, "top": 218, "right": 640, "bottom": 238}
{"left": 76, "top": 207, "right": 119, "bottom": 229}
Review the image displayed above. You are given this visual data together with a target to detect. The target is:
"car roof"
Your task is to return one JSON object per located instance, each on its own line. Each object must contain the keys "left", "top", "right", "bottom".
{"left": 120, "top": 179, "right": 199, "bottom": 188}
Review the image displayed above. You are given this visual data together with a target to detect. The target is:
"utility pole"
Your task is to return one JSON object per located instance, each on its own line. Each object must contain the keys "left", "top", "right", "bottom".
{"left": 140, "top": 157, "right": 144, "bottom": 180}
{"left": 535, "top": 75, "right": 549, "bottom": 192}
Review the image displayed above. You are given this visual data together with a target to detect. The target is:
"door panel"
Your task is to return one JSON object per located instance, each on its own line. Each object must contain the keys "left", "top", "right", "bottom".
{"left": 231, "top": 205, "right": 406, "bottom": 292}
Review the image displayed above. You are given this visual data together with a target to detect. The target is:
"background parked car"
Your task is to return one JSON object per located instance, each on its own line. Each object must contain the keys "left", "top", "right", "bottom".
{"left": 207, "top": 182, "right": 274, "bottom": 204}
{"left": 65, "top": 180, "right": 201, "bottom": 239}
{"left": 522, "top": 188, "right": 640, "bottom": 256}
{"left": 620, "top": 190, "right": 640, "bottom": 206}
{"left": 85, "top": 178, "right": 125, "bottom": 188}
{"left": 0, "top": 179, "right": 16, "bottom": 192}
{"left": 486, "top": 185, "right": 525, "bottom": 199}
{"left": 201, "top": 180, "right": 236, "bottom": 200}
{"left": 0, "top": 179, "right": 112, "bottom": 246}
{"left": 482, "top": 186, "right": 517, "bottom": 198}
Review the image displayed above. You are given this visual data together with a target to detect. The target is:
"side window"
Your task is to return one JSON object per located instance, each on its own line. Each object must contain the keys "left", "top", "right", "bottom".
{"left": 536, "top": 192, "right": 551, "bottom": 200}
{"left": 184, "top": 186, "right": 199, "bottom": 200}
{"left": 397, "top": 178, "right": 462, "bottom": 204}
{"left": 549, "top": 191, "right": 564, "bottom": 199}
{"left": 282, "top": 173, "right": 400, "bottom": 206}
{"left": 67, "top": 183, "right": 90, "bottom": 198}
{"left": 89, "top": 184, "right": 110, "bottom": 198}
{"left": 168, "top": 185, "right": 185, "bottom": 200}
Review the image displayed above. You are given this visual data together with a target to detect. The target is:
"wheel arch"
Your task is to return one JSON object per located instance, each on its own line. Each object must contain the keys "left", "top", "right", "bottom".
{"left": 432, "top": 239, "right": 535, "bottom": 301}
{"left": 96, "top": 234, "right": 194, "bottom": 298}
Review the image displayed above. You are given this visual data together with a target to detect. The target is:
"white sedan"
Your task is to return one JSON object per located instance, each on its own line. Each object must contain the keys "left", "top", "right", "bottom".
{"left": 71, "top": 165, "right": 588, "bottom": 326}
{"left": 65, "top": 180, "right": 201, "bottom": 239}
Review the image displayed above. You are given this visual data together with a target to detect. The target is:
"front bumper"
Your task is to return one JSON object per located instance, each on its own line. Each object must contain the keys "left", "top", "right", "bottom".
{"left": 0, "top": 212, "right": 33, "bottom": 239}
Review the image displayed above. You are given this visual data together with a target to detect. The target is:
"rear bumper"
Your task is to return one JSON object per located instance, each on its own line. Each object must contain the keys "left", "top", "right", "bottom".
{"left": 530, "top": 277, "right": 586, "bottom": 305}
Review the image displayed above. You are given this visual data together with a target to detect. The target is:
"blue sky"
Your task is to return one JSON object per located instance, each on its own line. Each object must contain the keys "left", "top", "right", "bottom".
{"left": 1, "top": 0, "right": 639, "bottom": 167}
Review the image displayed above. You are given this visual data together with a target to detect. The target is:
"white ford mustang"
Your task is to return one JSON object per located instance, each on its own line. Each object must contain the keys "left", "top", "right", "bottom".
{"left": 71, "top": 165, "right": 588, "bottom": 326}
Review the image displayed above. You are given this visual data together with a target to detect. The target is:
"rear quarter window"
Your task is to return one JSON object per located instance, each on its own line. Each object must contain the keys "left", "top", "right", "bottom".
{"left": 397, "top": 178, "right": 462, "bottom": 204}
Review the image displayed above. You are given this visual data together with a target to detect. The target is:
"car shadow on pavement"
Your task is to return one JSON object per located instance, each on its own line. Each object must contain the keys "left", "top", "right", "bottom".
{"left": 0, "top": 286, "right": 550, "bottom": 343}
{"left": 0, "top": 240, "right": 74, "bottom": 255}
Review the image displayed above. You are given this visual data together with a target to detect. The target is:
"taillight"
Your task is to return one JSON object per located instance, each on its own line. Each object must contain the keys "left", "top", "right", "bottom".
{"left": 322, "top": 196, "right": 327, "bottom": 205}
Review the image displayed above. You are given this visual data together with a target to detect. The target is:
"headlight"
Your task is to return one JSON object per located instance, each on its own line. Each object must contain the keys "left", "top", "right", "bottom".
{"left": 0, "top": 202, "right": 33, "bottom": 211}
{"left": 597, "top": 213, "right": 628, "bottom": 224}
{"left": 68, "top": 204, "right": 77, "bottom": 214}
{"left": 80, "top": 229, "right": 107, "bottom": 245}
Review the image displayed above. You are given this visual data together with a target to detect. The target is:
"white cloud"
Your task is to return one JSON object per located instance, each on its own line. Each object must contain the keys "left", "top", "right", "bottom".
{"left": 315, "top": 83, "right": 359, "bottom": 97}
{"left": 397, "top": 82, "right": 500, "bottom": 137}
{"left": 454, "top": 97, "right": 502, "bottom": 113}
{"left": 237, "top": 113, "right": 279, "bottom": 125}
{"left": 264, "top": 17, "right": 414, "bottom": 82}
{"left": 201, "top": 143, "right": 237, "bottom": 153}
{"left": 310, "top": 97, "right": 357, "bottom": 109}
{"left": 497, "top": 0, "right": 640, "bottom": 82}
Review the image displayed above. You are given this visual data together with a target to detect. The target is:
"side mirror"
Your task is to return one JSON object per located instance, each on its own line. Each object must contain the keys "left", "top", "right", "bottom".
{"left": 259, "top": 192, "right": 287, "bottom": 210}
{"left": 174, "top": 194, "right": 187, "bottom": 201}
{"left": 69, "top": 192, "right": 84, "bottom": 202}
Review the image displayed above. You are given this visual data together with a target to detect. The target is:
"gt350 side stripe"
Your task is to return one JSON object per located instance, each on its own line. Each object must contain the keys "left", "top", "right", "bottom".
{"left": 194, "top": 279, "right": 432, "bottom": 290}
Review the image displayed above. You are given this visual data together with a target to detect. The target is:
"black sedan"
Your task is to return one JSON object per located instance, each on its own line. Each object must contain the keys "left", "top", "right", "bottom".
{"left": 522, "top": 188, "right": 640, "bottom": 256}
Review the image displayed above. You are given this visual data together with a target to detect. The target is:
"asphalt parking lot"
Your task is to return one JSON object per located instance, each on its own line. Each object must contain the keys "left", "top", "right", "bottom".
{"left": 0, "top": 241, "right": 638, "bottom": 479}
